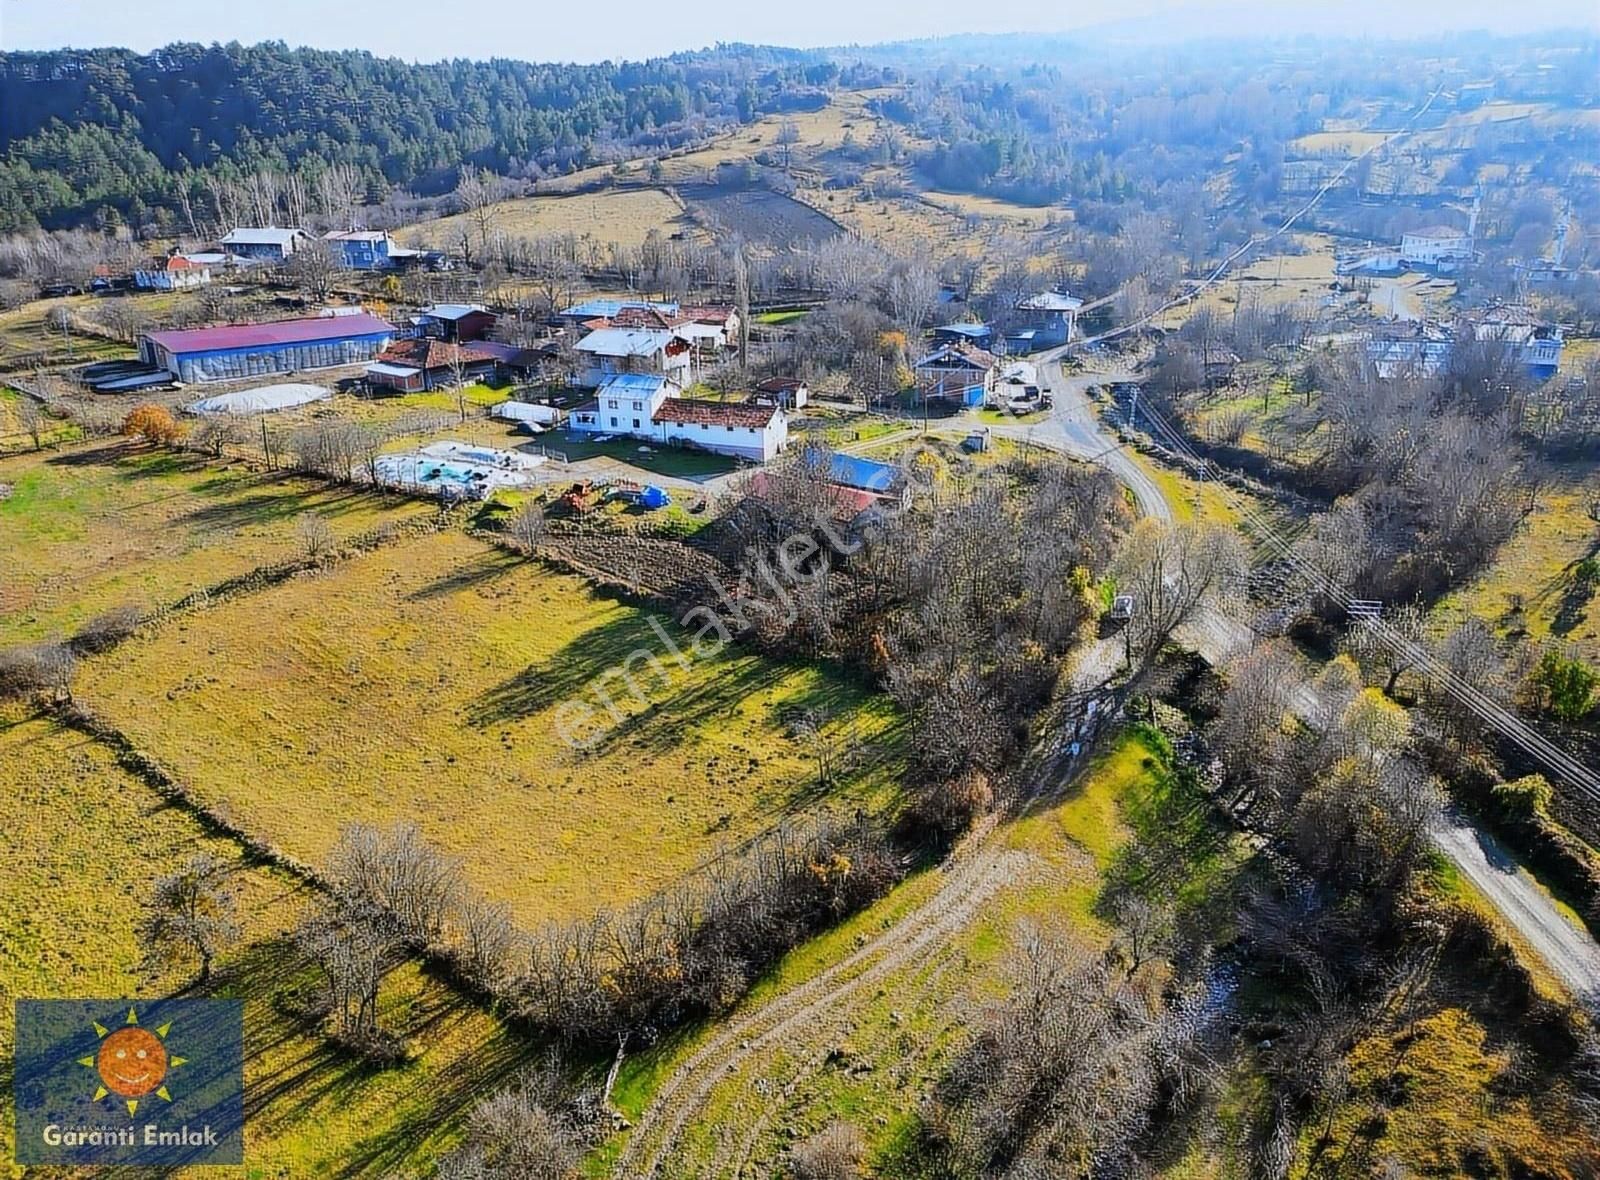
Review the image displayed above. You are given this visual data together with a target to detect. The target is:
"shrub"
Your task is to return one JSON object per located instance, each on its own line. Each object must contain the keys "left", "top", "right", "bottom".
{"left": 1493, "top": 774, "right": 1553, "bottom": 820}
{"left": 1530, "top": 649, "right": 1598, "bottom": 724}
{"left": 71, "top": 604, "right": 143, "bottom": 654}
{"left": 121, "top": 403, "right": 181, "bottom": 445}
{"left": 0, "top": 641, "right": 77, "bottom": 699}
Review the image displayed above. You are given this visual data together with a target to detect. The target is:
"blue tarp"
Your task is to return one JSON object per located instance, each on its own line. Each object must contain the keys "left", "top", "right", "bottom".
{"left": 826, "top": 453, "right": 899, "bottom": 493}
{"left": 641, "top": 485, "right": 671, "bottom": 509}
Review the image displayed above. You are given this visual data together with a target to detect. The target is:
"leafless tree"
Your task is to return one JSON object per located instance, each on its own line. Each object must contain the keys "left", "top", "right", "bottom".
{"left": 455, "top": 167, "right": 504, "bottom": 258}
{"left": 295, "top": 510, "right": 335, "bottom": 560}
{"left": 288, "top": 239, "right": 342, "bottom": 302}
{"left": 326, "top": 823, "right": 463, "bottom": 952}
{"left": 138, "top": 853, "right": 240, "bottom": 984}
{"left": 17, "top": 396, "right": 45, "bottom": 450}
{"left": 295, "top": 897, "right": 396, "bottom": 1045}
{"left": 436, "top": 1058, "right": 595, "bottom": 1180}
{"left": 774, "top": 119, "right": 802, "bottom": 172}
{"left": 1113, "top": 519, "right": 1248, "bottom": 675}
{"left": 509, "top": 502, "right": 548, "bottom": 555}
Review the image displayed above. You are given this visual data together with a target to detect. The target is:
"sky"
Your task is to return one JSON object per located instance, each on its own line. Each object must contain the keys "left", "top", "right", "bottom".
{"left": 1, "top": 0, "right": 1595, "bottom": 63}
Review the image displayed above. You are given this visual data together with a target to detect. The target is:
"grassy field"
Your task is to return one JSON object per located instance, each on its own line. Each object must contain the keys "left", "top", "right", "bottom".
{"left": 1436, "top": 467, "right": 1600, "bottom": 663}
{"left": 1288, "top": 129, "right": 1389, "bottom": 156}
{"left": 399, "top": 188, "right": 691, "bottom": 252}
{"left": 0, "top": 704, "right": 530, "bottom": 1179}
{"left": 597, "top": 730, "right": 1179, "bottom": 1174}
{"left": 77, "top": 528, "right": 903, "bottom": 926}
{"left": 0, "top": 440, "right": 432, "bottom": 646}
{"left": 546, "top": 428, "right": 741, "bottom": 480}
{"left": 0, "top": 294, "right": 135, "bottom": 373}
{"left": 0, "top": 386, "right": 85, "bottom": 453}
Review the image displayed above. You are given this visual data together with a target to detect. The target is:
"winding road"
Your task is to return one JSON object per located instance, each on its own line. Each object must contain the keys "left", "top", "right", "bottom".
{"left": 1010, "top": 348, "right": 1600, "bottom": 1000}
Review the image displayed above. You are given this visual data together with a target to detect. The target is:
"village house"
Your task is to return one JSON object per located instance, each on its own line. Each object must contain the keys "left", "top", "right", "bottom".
{"left": 677, "top": 305, "right": 741, "bottom": 354}
{"left": 417, "top": 303, "right": 498, "bottom": 342}
{"left": 574, "top": 325, "right": 695, "bottom": 388}
{"left": 930, "top": 322, "right": 996, "bottom": 350}
{"left": 364, "top": 337, "right": 498, "bottom": 393}
{"left": 913, "top": 341, "right": 1000, "bottom": 407}
{"left": 653, "top": 398, "right": 788, "bottom": 462}
{"left": 1399, "top": 225, "right": 1475, "bottom": 271}
{"left": 1470, "top": 306, "right": 1565, "bottom": 378}
{"left": 823, "top": 452, "right": 912, "bottom": 511}
{"left": 219, "top": 226, "right": 312, "bottom": 261}
{"left": 134, "top": 253, "right": 212, "bottom": 291}
{"left": 558, "top": 297, "right": 679, "bottom": 329}
{"left": 1010, "top": 290, "right": 1083, "bottom": 351}
{"left": 323, "top": 229, "right": 424, "bottom": 270}
{"left": 570, "top": 375, "right": 787, "bottom": 461}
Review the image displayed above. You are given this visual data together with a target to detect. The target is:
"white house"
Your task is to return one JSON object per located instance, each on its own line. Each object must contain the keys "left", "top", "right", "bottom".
{"left": 1334, "top": 245, "right": 1405, "bottom": 276}
{"left": 1470, "top": 306, "right": 1565, "bottom": 378}
{"left": 219, "top": 227, "right": 313, "bottom": 261}
{"left": 574, "top": 326, "right": 695, "bottom": 388}
{"left": 134, "top": 254, "right": 212, "bottom": 290}
{"left": 571, "top": 372, "right": 680, "bottom": 436}
{"left": 1400, "top": 226, "right": 1475, "bottom": 271}
{"left": 652, "top": 398, "right": 788, "bottom": 462}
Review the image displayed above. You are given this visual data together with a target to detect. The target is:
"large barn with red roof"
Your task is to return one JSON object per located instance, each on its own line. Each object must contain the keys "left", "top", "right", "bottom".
{"left": 139, "top": 311, "right": 397, "bottom": 383}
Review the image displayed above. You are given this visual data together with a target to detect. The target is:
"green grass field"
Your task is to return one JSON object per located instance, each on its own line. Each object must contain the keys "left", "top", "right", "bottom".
{"left": 548, "top": 429, "right": 741, "bottom": 479}
{"left": 0, "top": 440, "right": 432, "bottom": 646}
{"left": 78, "top": 529, "right": 903, "bottom": 926}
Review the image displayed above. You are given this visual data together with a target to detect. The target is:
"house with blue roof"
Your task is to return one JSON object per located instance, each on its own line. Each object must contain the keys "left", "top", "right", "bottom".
{"left": 931, "top": 322, "right": 995, "bottom": 350}
{"left": 559, "top": 298, "right": 680, "bottom": 325}
{"left": 821, "top": 452, "right": 912, "bottom": 510}
{"left": 569, "top": 372, "right": 680, "bottom": 436}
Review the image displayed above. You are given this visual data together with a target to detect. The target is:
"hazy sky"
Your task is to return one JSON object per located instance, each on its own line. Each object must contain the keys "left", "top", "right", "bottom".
{"left": 2, "top": 0, "right": 1595, "bottom": 62}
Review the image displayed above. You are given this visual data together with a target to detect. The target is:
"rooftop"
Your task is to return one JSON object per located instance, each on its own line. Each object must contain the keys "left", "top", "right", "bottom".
{"left": 560, "top": 297, "right": 679, "bottom": 320}
{"left": 143, "top": 312, "right": 396, "bottom": 354}
{"left": 599, "top": 372, "right": 676, "bottom": 396}
{"left": 1017, "top": 291, "right": 1084, "bottom": 313}
{"left": 576, "top": 326, "right": 680, "bottom": 357}
{"left": 422, "top": 303, "right": 491, "bottom": 320}
{"left": 825, "top": 452, "right": 901, "bottom": 494}
{"left": 1404, "top": 225, "right": 1470, "bottom": 240}
{"left": 653, "top": 397, "right": 780, "bottom": 429}
{"left": 376, "top": 336, "right": 496, "bottom": 370}
{"left": 915, "top": 341, "right": 999, "bottom": 370}
{"left": 221, "top": 226, "right": 305, "bottom": 245}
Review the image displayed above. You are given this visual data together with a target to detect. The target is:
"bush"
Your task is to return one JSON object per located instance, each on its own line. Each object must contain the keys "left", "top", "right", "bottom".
{"left": 1530, "top": 649, "right": 1598, "bottom": 724}
{"left": 0, "top": 641, "right": 77, "bottom": 699}
{"left": 71, "top": 604, "right": 142, "bottom": 654}
{"left": 121, "top": 403, "right": 181, "bottom": 445}
{"left": 1492, "top": 774, "right": 1553, "bottom": 820}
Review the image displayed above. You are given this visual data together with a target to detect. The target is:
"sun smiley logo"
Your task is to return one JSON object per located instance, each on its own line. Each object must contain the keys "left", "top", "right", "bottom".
{"left": 79, "top": 1006, "right": 187, "bottom": 1116}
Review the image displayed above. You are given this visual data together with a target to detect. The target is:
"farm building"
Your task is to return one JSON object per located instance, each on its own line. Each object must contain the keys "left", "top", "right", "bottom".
{"left": 822, "top": 452, "right": 912, "bottom": 510}
{"left": 575, "top": 326, "right": 695, "bottom": 388}
{"left": 417, "top": 303, "right": 497, "bottom": 341}
{"left": 752, "top": 377, "right": 808, "bottom": 409}
{"left": 931, "top": 322, "right": 996, "bottom": 350}
{"left": 652, "top": 398, "right": 788, "bottom": 462}
{"left": 913, "top": 342, "right": 1000, "bottom": 407}
{"left": 134, "top": 253, "right": 212, "bottom": 290}
{"left": 678, "top": 305, "right": 742, "bottom": 353}
{"left": 324, "top": 229, "right": 424, "bottom": 270}
{"left": 219, "top": 227, "right": 312, "bottom": 260}
{"left": 1334, "top": 245, "right": 1406, "bottom": 276}
{"left": 140, "top": 312, "right": 396, "bottom": 383}
{"left": 365, "top": 337, "right": 498, "bottom": 393}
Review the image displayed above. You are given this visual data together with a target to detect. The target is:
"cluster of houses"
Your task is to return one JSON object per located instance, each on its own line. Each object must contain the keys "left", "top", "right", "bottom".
{"left": 130, "top": 225, "right": 445, "bottom": 291}
{"left": 1363, "top": 303, "right": 1565, "bottom": 380}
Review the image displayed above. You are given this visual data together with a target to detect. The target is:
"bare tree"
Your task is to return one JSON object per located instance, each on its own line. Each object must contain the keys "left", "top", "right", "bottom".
{"left": 288, "top": 239, "right": 342, "bottom": 302}
{"left": 295, "top": 898, "right": 396, "bottom": 1046}
{"left": 436, "top": 1058, "right": 594, "bottom": 1180}
{"left": 774, "top": 119, "right": 802, "bottom": 172}
{"left": 138, "top": 853, "right": 240, "bottom": 984}
{"left": 455, "top": 167, "right": 504, "bottom": 258}
{"left": 17, "top": 396, "right": 45, "bottom": 450}
{"left": 1113, "top": 519, "right": 1248, "bottom": 674}
{"left": 326, "top": 822, "right": 463, "bottom": 951}
{"left": 509, "top": 502, "right": 547, "bottom": 555}
{"left": 296, "top": 510, "right": 336, "bottom": 560}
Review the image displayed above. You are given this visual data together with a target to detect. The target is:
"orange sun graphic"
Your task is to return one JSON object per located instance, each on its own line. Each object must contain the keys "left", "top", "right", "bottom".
{"left": 79, "top": 1006, "right": 187, "bottom": 1116}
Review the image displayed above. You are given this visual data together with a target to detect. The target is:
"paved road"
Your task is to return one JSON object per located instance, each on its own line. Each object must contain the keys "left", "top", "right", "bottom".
{"left": 1003, "top": 348, "right": 1600, "bottom": 1000}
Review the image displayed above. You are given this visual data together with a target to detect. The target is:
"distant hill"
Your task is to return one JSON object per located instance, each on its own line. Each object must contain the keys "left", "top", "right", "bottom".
{"left": 0, "top": 41, "right": 854, "bottom": 232}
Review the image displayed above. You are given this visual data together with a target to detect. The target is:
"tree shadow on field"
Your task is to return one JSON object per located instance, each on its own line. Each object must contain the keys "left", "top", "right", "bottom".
{"left": 405, "top": 546, "right": 523, "bottom": 601}
{"left": 465, "top": 611, "right": 677, "bottom": 726}
{"left": 42, "top": 438, "right": 145, "bottom": 467}
{"left": 178, "top": 483, "right": 398, "bottom": 532}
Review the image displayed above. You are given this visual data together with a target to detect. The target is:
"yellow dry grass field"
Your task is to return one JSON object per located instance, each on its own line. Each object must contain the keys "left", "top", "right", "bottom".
{"left": 1288, "top": 129, "right": 1389, "bottom": 156}
{"left": 920, "top": 189, "right": 1060, "bottom": 229}
{"left": 77, "top": 529, "right": 903, "bottom": 926}
{"left": 400, "top": 187, "right": 691, "bottom": 251}
{"left": 0, "top": 705, "right": 529, "bottom": 1178}
{"left": 1437, "top": 470, "right": 1600, "bottom": 664}
{"left": 0, "top": 439, "right": 432, "bottom": 646}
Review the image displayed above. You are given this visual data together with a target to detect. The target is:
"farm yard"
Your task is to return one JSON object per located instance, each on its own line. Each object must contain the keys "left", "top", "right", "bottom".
{"left": 75, "top": 528, "right": 904, "bottom": 926}
{"left": 681, "top": 189, "right": 843, "bottom": 250}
